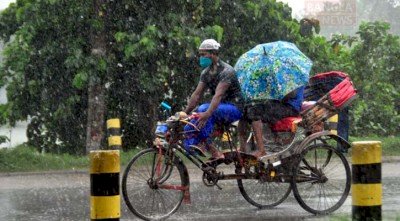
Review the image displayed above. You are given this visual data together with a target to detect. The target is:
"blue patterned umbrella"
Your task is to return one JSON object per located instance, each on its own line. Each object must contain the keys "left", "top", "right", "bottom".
{"left": 234, "top": 41, "right": 312, "bottom": 102}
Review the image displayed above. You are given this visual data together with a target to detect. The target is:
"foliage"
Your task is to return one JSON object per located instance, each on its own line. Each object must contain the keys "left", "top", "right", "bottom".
{"left": 301, "top": 21, "right": 399, "bottom": 136}
{"left": 1, "top": 136, "right": 399, "bottom": 173}
{"left": 350, "top": 136, "right": 400, "bottom": 156}
{"left": 0, "top": 0, "right": 92, "bottom": 154}
{"left": 300, "top": 18, "right": 320, "bottom": 37}
{"left": 0, "top": 144, "right": 88, "bottom": 172}
{"left": 0, "top": 0, "right": 305, "bottom": 153}
{"left": 314, "top": 0, "right": 400, "bottom": 37}
{"left": 348, "top": 22, "right": 400, "bottom": 136}
{"left": 357, "top": 0, "right": 400, "bottom": 35}
{"left": 0, "top": 1, "right": 398, "bottom": 154}
{"left": 0, "top": 135, "right": 9, "bottom": 145}
{"left": 0, "top": 143, "right": 140, "bottom": 172}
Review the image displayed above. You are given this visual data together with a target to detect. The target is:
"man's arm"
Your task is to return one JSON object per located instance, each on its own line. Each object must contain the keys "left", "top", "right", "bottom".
{"left": 205, "top": 82, "right": 229, "bottom": 115}
{"left": 196, "top": 82, "right": 229, "bottom": 128}
{"left": 184, "top": 82, "right": 206, "bottom": 114}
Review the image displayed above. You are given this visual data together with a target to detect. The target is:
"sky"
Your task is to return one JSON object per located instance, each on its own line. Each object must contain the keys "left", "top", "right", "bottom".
{"left": 279, "top": 0, "right": 347, "bottom": 19}
{"left": 279, "top": 0, "right": 304, "bottom": 17}
{"left": 0, "top": 0, "right": 15, "bottom": 11}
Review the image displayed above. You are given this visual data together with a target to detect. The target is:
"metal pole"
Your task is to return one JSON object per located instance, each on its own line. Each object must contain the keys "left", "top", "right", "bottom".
{"left": 352, "top": 141, "right": 382, "bottom": 221}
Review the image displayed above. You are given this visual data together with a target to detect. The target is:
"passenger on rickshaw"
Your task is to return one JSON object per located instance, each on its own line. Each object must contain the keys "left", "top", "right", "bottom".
{"left": 235, "top": 41, "right": 312, "bottom": 159}
{"left": 238, "top": 87, "right": 305, "bottom": 159}
{"left": 182, "top": 39, "right": 244, "bottom": 161}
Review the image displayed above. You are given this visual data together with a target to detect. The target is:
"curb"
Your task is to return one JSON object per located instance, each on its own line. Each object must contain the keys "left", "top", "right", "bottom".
{"left": 382, "top": 156, "right": 400, "bottom": 163}
{"left": 1, "top": 156, "right": 400, "bottom": 177}
{"left": 0, "top": 169, "right": 88, "bottom": 177}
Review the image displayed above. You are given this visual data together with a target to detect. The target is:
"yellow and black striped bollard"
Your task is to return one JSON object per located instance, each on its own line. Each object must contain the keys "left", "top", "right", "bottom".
{"left": 90, "top": 150, "right": 120, "bottom": 221}
{"left": 107, "top": 119, "right": 122, "bottom": 149}
{"left": 352, "top": 141, "right": 382, "bottom": 221}
{"left": 326, "top": 114, "right": 338, "bottom": 135}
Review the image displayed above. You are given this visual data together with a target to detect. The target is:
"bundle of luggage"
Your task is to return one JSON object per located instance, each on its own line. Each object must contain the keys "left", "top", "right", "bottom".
{"left": 300, "top": 71, "right": 357, "bottom": 131}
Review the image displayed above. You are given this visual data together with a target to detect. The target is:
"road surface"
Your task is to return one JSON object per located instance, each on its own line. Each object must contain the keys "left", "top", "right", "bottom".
{"left": 0, "top": 159, "right": 399, "bottom": 220}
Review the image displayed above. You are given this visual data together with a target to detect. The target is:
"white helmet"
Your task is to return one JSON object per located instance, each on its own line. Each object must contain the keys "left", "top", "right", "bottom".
{"left": 198, "top": 39, "right": 221, "bottom": 50}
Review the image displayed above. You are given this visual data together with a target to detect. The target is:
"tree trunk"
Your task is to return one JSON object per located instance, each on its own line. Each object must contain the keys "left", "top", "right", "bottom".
{"left": 86, "top": 81, "right": 106, "bottom": 153}
{"left": 86, "top": 0, "right": 107, "bottom": 153}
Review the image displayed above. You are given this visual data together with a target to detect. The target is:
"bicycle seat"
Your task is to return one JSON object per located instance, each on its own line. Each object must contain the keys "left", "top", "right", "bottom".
{"left": 271, "top": 116, "right": 302, "bottom": 132}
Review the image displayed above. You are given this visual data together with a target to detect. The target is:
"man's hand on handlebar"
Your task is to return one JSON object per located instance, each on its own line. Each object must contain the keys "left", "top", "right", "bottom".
{"left": 176, "top": 111, "right": 188, "bottom": 120}
{"left": 168, "top": 111, "right": 188, "bottom": 121}
{"left": 196, "top": 112, "right": 211, "bottom": 129}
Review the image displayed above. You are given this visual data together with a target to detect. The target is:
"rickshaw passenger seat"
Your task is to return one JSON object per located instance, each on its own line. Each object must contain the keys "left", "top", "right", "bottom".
{"left": 301, "top": 101, "right": 316, "bottom": 111}
{"left": 271, "top": 116, "right": 302, "bottom": 132}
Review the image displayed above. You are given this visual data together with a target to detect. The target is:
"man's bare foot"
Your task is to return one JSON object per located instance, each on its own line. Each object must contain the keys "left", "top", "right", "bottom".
{"left": 252, "top": 150, "right": 267, "bottom": 159}
{"left": 206, "top": 143, "right": 225, "bottom": 160}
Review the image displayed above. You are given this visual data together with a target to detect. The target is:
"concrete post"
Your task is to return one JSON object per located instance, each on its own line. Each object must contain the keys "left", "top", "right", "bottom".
{"left": 352, "top": 141, "right": 382, "bottom": 221}
{"left": 326, "top": 114, "right": 338, "bottom": 135}
{"left": 107, "top": 119, "right": 121, "bottom": 150}
{"left": 90, "top": 150, "right": 120, "bottom": 221}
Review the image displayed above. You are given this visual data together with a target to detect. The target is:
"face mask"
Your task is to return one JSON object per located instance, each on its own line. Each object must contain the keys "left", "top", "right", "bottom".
{"left": 199, "top": 56, "right": 212, "bottom": 68}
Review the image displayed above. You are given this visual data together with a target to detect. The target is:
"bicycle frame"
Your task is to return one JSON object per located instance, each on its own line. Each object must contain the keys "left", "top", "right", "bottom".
{"left": 123, "top": 75, "right": 357, "bottom": 219}
{"left": 154, "top": 118, "right": 288, "bottom": 187}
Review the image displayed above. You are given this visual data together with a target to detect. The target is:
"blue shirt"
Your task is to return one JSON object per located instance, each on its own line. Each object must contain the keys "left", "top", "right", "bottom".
{"left": 285, "top": 86, "right": 305, "bottom": 112}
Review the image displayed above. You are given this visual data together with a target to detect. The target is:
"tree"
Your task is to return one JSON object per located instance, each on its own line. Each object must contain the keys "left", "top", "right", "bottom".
{"left": 312, "top": 0, "right": 400, "bottom": 37}
{"left": 106, "top": 0, "right": 303, "bottom": 150}
{"left": 1, "top": 0, "right": 350, "bottom": 154}
{"left": 86, "top": 0, "right": 108, "bottom": 153}
{"left": 0, "top": 0, "right": 92, "bottom": 154}
{"left": 358, "top": 0, "right": 400, "bottom": 35}
{"left": 324, "top": 21, "right": 400, "bottom": 135}
{"left": 290, "top": 14, "right": 400, "bottom": 136}
{"left": 349, "top": 22, "right": 400, "bottom": 135}
{"left": 300, "top": 18, "right": 320, "bottom": 37}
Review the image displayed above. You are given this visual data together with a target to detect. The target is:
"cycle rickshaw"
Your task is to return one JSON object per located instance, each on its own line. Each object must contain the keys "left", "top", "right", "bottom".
{"left": 122, "top": 71, "right": 357, "bottom": 221}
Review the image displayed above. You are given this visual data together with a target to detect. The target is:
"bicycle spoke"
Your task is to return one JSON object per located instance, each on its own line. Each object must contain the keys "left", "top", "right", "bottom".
{"left": 122, "top": 148, "right": 186, "bottom": 220}
{"left": 292, "top": 144, "right": 350, "bottom": 214}
{"left": 238, "top": 177, "right": 291, "bottom": 208}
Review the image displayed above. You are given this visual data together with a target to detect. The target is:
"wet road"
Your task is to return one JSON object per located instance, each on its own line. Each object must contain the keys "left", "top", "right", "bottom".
{"left": 1, "top": 160, "right": 400, "bottom": 221}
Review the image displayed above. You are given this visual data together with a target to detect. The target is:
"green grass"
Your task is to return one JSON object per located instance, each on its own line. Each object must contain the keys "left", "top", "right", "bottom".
{"left": 120, "top": 148, "right": 141, "bottom": 165}
{"left": 0, "top": 135, "right": 398, "bottom": 173}
{"left": 0, "top": 144, "right": 88, "bottom": 172}
{"left": 349, "top": 136, "right": 400, "bottom": 156}
{"left": 0, "top": 144, "right": 140, "bottom": 173}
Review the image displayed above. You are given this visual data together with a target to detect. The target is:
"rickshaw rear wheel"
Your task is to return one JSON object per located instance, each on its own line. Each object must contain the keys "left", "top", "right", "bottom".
{"left": 237, "top": 164, "right": 292, "bottom": 208}
{"left": 291, "top": 143, "right": 350, "bottom": 214}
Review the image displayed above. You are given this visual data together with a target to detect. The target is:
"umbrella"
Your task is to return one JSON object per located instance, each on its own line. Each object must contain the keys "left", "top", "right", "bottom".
{"left": 234, "top": 41, "right": 312, "bottom": 102}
